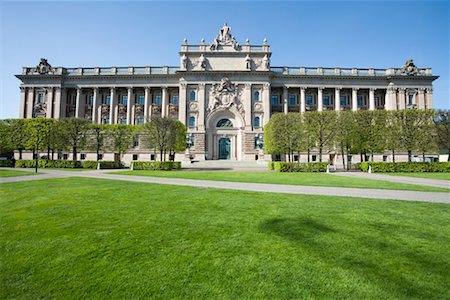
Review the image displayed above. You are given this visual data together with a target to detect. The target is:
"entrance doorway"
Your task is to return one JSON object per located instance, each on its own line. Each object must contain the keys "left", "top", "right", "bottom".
{"left": 218, "top": 138, "right": 231, "bottom": 159}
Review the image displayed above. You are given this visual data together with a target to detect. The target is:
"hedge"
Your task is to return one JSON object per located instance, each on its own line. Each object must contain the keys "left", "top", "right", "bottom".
{"left": 360, "top": 162, "right": 450, "bottom": 173}
{"left": 15, "top": 159, "right": 82, "bottom": 168}
{"left": 270, "top": 162, "right": 328, "bottom": 172}
{"left": 82, "top": 160, "right": 124, "bottom": 169}
{"left": 132, "top": 161, "right": 181, "bottom": 171}
{"left": 0, "top": 160, "right": 12, "bottom": 167}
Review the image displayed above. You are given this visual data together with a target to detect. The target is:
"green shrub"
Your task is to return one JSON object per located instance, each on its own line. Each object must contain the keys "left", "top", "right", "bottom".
{"left": 360, "top": 162, "right": 450, "bottom": 173}
{"left": 270, "top": 162, "right": 328, "bottom": 172}
{"left": 132, "top": 161, "right": 181, "bottom": 171}
{"left": 82, "top": 160, "right": 124, "bottom": 169}
{"left": 15, "top": 159, "right": 82, "bottom": 168}
{"left": 268, "top": 162, "right": 275, "bottom": 171}
{"left": 0, "top": 160, "right": 12, "bottom": 167}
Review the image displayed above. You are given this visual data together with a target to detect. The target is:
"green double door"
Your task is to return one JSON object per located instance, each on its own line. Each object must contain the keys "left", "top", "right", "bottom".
{"left": 218, "top": 138, "right": 231, "bottom": 160}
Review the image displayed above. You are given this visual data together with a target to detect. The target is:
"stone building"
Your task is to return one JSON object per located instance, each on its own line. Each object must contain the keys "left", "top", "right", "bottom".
{"left": 15, "top": 24, "right": 438, "bottom": 163}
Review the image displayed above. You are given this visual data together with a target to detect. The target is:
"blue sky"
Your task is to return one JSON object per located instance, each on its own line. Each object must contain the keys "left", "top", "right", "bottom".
{"left": 0, "top": 1, "right": 448, "bottom": 119}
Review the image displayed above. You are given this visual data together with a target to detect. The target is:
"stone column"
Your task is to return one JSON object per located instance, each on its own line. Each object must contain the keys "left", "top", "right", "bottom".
{"left": 300, "top": 87, "right": 306, "bottom": 113}
{"left": 351, "top": 88, "right": 358, "bottom": 111}
{"left": 19, "top": 87, "right": 26, "bottom": 118}
{"left": 109, "top": 87, "right": 116, "bottom": 124}
{"left": 144, "top": 87, "right": 150, "bottom": 122}
{"left": 178, "top": 83, "right": 187, "bottom": 125}
{"left": 127, "top": 87, "right": 133, "bottom": 124}
{"left": 46, "top": 87, "right": 54, "bottom": 118}
{"left": 369, "top": 88, "right": 375, "bottom": 111}
{"left": 425, "top": 88, "right": 433, "bottom": 109}
{"left": 398, "top": 88, "right": 406, "bottom": 110}
{"left": 198, "top": 84, "right": 205, "bottom": 131}
{"left": 385, "top": 83, "right": 396, "bottom": 110}
{"left": 417, "top": 88, "right": 425, "bottom": 109}
{"left": 26, "top": 87, "right": 34, "bottom": 118}
{"left": 335, "top": 87, "right": 341, "bottom": 111}
{"left": 92, "top": 87, "right": 99, "bottom": 123}
{"left": 244, "top": 83, "right": 252, "bottom": 130}
{"left": 161, "top": 86, "right": 168, "bottom": 117}
{"left": 317, "top": 87, "right": 323, "bottom": 112}
{"left": 53, "top": 87, "right": 62, "bottom": 119}
{"left": 283, "top": 86, "right": 288, "bottom": 114}
{"left": 60, "top": 88, "right": 67, "bottom": 118}
{"left": 75, "top": 88, "right": 82, "bottom": 118}
{"left": 262, "top": 83, "right": 271, "bottom": 126}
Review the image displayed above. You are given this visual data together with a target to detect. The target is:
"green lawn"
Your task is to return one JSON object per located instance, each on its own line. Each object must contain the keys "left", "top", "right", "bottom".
{"left": 388, "top": 172, "right": 450, "bottom": 181}
{"left": 1, "top": 177, "right": 449, "bottom": 299}
{"left": 0, "top": 169, "right": 38, "bottom": 177}
{"left": 110, "top": 170, "right": 449, "bottom": 192}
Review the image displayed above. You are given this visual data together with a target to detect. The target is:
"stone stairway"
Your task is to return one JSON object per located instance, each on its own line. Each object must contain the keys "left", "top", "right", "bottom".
{"left": 181, "top": 160, "right": 268, "bottom": 171}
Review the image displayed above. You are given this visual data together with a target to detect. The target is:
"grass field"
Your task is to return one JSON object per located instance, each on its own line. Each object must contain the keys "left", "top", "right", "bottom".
{"left": 1, "top": 177, "right": 449, "bottom": 299}
{"left": 110, "top": 170, "right": 449, "bottom": 192}
{"left": 388, "top": 172, "right": 450, "bottom": 180}
{"left": 0, "top": 169, "right": 37, "bottom": 177}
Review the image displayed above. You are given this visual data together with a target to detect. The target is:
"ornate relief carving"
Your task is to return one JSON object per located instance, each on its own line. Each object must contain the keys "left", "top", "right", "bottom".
{"left": 33, "top": 102, "right": 46, "bottom": 117}
{"left": 254, "top": 102, "right": 263, "bottom": 112}
{"left": 207, "top": 77, "right": 245, "bottom": 118}
{"left": 152, "top": 106, "right": 161, "bottom": 114}
{"left": 35, "top": 58, "right": 54, "bottom": 75}
{"left": 135, "top": 104, "right": 144, "bottom": 114}
{"left": 210, "top": 23, "right": 241, "bottom": 51}
{"left": 189, "top": 102, "right": 198, "bottom": 112}
{"left": 397, "top": 59, "right": 418, "bottom": 75}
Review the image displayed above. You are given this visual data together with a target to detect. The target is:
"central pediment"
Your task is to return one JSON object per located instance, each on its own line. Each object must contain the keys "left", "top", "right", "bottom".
{"left": 179, "top": 23, "right": 271, "bottom": 72}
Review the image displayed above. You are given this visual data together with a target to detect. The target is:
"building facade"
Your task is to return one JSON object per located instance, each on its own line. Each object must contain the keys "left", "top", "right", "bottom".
{"left": 16, "top": 24, "right": 438, "bottom": 162}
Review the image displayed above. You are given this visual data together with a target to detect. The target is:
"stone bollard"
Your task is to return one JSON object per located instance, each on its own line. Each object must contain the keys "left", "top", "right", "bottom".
{"left": 326, "top": 164, "right": 330, "bottom": 174}
{"left": 131, "top": 162, "right": 134, "bottom": 171}
{"left": 97, "top": 162, "right": 101, "bottom": 170}
{"left": 368, "top": 165, "right": 372, "bottom": 174}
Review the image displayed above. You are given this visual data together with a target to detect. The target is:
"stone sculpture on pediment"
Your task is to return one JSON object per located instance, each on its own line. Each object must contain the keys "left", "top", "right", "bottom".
{"left": 35, "top": 58, "right": 53, "bottom": 75}
{"left": 207, "top": 77, "right": 245, "bottom": 118}
{"left": 210, "top": 23, "right": 241, "bottom": 51}
{"left": 33, "top": 102, "right": 46, "bottom": 117}
{"left": 398, "top": 59, "right": 418, "bottom": 75}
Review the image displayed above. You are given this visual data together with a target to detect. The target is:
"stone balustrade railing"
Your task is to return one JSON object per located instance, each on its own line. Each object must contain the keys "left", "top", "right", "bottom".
{"left": 22, "top": 66, "right": 180, "bottom": 76}
{"left": 270, "top": 66, "right": 433, "bottom": 76}
{"left": 180, "top": 44, "right": 270, "bottom": 53}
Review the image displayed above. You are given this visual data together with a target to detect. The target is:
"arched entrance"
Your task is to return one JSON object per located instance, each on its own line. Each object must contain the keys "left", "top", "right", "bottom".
{"left": 218, "top": 138, "right": 231, "bottom": 159}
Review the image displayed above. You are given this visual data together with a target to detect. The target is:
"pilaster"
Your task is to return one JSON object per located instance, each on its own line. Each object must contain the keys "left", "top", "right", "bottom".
{"left": 352, "top": 88, "right": 358, "bottom": 111}
{"left": 198, "top": 83, "right": 205, "bottom": 131}
{"left": 109, "top": 87, "right": 116, "bottom": 124}
{"left": 127, "top": 87, "right": 133, "bottom": 125}
{"left": 26, "top": 87, "right": 34, "bottom": 118}
{"left": 369, "top": 88, "right": 375, "bottom": 111}
{"left": 178, "top": 83, "right": 187, "bottom": 125}
{"left": 283, "top": 86, "right": 288, "bottom": 114}
{"left": 75, "top": 88, "right": 82, "bottom": 118}
{"left": 161, "top": 86, "right": 168, "bottom": 117}
{"left": 244, "top": 83, "right": 252, "bottom": 130}
{"left": 300, "top": 87, "right": 306, "bottom": 113}
{"left": 425, "top": 88, "right": 433, "bottom": 109}
{"left": 144, "top": 87, "right": 150, "bottom": 122}
{"left": 262, "top": 83, "right": 271, "bottom": 126}
{"left": 417, "top": 88, "right": 425, "bottom": 109}
{"left": 92, "top": 87, "right": 99, "bottom": 123}
{"left": 334, "top": 87, "right": 341, "bottom": 111}
{"left": 46, "top": 87, "right": 54, "bottom": 118}
{"left": 19, "top": 87, "right": 26, "bottom": 118}
{"left": 398, "top": 88, "right": 406, "bottom": 110}
{"left": 317, "top": 87, "right": 323, "bottom": 112}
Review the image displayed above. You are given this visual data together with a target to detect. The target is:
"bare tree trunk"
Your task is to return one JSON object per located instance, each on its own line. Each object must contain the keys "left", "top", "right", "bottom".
{"left": 319, "top": 147, "right": 323, "bottom": 162}
{"left": 72, "top": 147, "right": 77, "bottom": 161}
{"left": 19, "top": 149, "right": 23, "bottom": 160}
{"left": 307, "top": 148, "right": 310, "bottom": 163}
{"left": 448, "top": 149, "right": 450, "bottom": 162}
{"left": 422, "top": 152, "right": 425, "bottom": 162}
{"left": 341, "top": 144, "right": 345, "bottom": 170}
{"left": 408, "top": 150, "right": 412, "bottom": 162}
{"left": 392, "top": 150, "right": 396, "bottom": 163}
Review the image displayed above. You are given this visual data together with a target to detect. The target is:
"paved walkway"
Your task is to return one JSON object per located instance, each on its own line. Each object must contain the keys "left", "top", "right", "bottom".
{"left": 1, "top": 168, "right": 449, "bottom": 204}
{"left": 332, "top": 172, "right": 450, "bottom": 189}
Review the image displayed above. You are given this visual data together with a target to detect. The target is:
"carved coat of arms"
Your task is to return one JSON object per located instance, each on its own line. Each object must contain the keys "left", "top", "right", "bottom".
{"left": 207, "top": 77, "right": 245, "bottom": 118}
{"left": 35, "top": 58, "right": 53, "bottom": 75}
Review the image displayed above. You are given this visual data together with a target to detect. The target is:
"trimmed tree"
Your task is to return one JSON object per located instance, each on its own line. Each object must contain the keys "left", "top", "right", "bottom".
{"left": 304, "top": 111, "right": 337, "bottom": 162}
{"left": 434, "top": 109, "right": 450, "bottom": 161}
{"left": 58, "top": 118, "right": 90, "bottom": 161}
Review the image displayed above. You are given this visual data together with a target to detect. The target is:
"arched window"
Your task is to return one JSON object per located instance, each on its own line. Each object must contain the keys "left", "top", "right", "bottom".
{"left": 254, "top": 116, "right": 260, "bottom": 128}
{"left": 216, "top": 119, "right": 233, "bottom": 128}
{"left": 189, "top": 116, "right": 196, "bottom": 128}
{"left": 190, "top": 90, "right": 196, "bottom": 101}
{"left": 253, "top": 91, "right": 260, "bottom": 101}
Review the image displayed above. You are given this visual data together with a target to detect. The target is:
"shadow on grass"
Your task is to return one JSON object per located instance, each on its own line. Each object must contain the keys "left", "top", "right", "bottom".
{"left": 259, "top": 216, "right": 448, "bottom": 299}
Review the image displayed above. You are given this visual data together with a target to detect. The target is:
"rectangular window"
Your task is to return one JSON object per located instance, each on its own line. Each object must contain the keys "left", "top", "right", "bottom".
{"left": 133, "top": 137, "right": 139, "bottom": 147}
{"left": 98, "top": 154, "right": 103, "bottom": 160}
{"left": 312, "top": 155, "right": 317, "bottom": 162}
{"left": 138, "top": 95, "right": 145, "bottom": 105}
{"left": 63, "top": 154, "right": 68, "bottom": 160}
{"left": 154, "top": 95, "right": 161, "bottom": 105}
{"left": 80, "top": 153, "right": 86, "bottom": 160}
{"left": 323, "top": 95, "right": 330, "bottom": 106}
{"left": 357, "top": 96, "right": 363, "bottom": 107}
{"left": 408, "top": 94, "right": 414, "bottom": 105}
{"left": 306, "top": 95, "right": 313, "bottom": 105}
{"left": 289, "top": 95, "right": 296, "bottom": 106}
{"left": 38, "top": 92, "right": 45, "bottom": 104}
{"left": 102, "top": 117, "right": 110, "bottom": 124}
{"left": 89, "top": 95, "right": 94, "bottom": 105}
{"left": 136, "top": 115, "right": 144, "bottom": 124}
{"left": 150, "top": 154, "right": 155, "bottom": 161}
{"left": 340, "top": 96, "right": 346, "bottom": 106}
{"left": 120, "top": 118, "right": 127, "bottom": 124}
{"left": 105, "top": 95, "right": 111, "bottom": 105}
{"left": 383, "top": 155, "right": 388, "bottom": 162}
{"left": 122, "top": 95, "right": 128, "bottom": 106}
{"left": 171, "top": 95, "right": 179, "bottom": 105}
{"left": 133, "top": 154, "right": 138, "bottom": 161}
{"left": 271, "top": 95, "right": 279, "bottom": 105}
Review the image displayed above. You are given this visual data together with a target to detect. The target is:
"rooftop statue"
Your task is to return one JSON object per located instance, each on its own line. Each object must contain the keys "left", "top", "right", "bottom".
{"left": 35, "top": 58, "right": 53, "bottom": 75}
{"left": 210, "top": 23, "right": 240, "bottom": 51}
{"left": 398, "top": 59, "right": 418, "bottom": 75}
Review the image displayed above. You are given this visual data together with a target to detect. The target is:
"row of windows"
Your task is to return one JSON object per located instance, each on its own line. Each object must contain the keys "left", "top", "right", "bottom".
{"left": 86, "top": 94, "right": 179, "bottom": 106}
{"left": 271, "top": 94, "right": 386, "bottom": 107}
{"left": 188, "top": 91, "right": 262, "bottom": 102}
